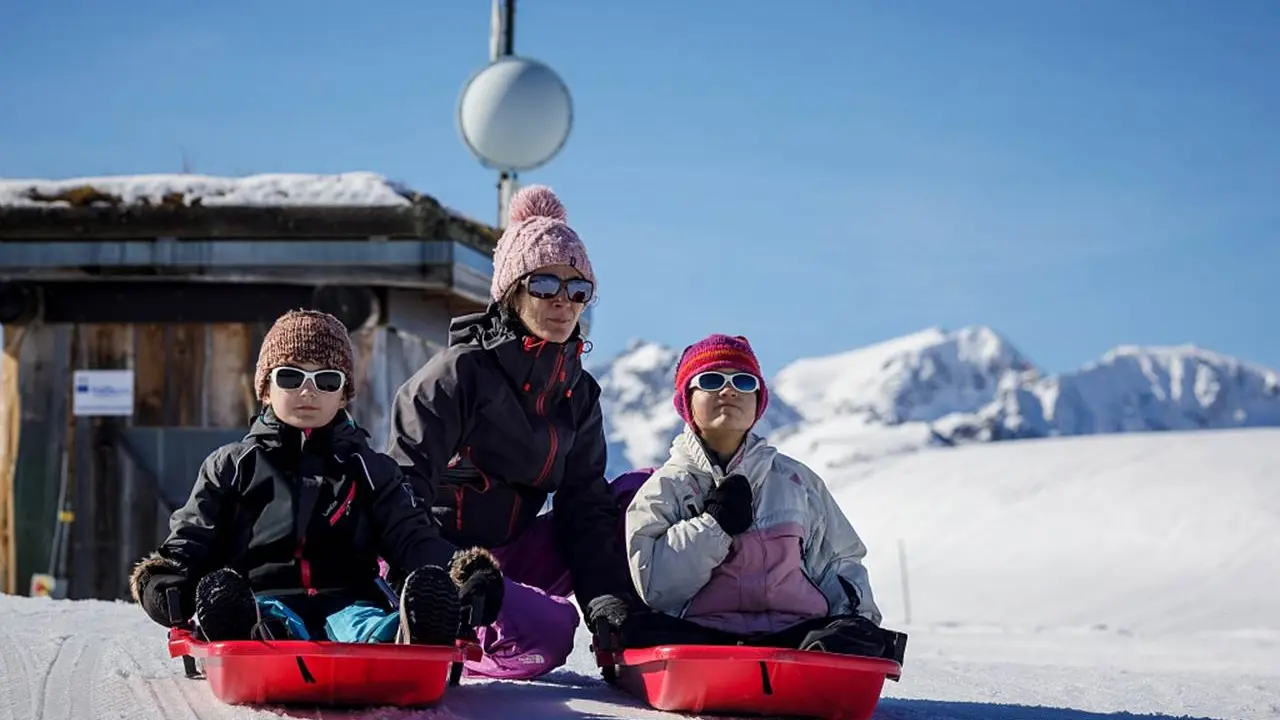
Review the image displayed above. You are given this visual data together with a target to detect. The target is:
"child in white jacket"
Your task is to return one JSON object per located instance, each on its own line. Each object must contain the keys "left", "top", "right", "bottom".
{"left": 624, "top": 334, "right": 904, "bottom": 660}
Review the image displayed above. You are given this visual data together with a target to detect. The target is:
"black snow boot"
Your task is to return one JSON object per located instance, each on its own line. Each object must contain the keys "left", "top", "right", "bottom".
{"left": 194, "top": 568, "right": 259, "bottom": 642}
{"left": 397, "top": 565, "right": 460, "bottom": 646}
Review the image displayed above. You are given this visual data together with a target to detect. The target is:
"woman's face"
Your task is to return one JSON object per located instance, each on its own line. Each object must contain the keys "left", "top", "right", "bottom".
{"left": 512, "top": 264, "right": 593, "bottom": 343}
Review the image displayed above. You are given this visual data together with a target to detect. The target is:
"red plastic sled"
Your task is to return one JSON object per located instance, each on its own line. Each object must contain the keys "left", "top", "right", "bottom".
{"left": 592, "top": 619, "right": 905, "bottom": 720}
{"left": 168, "top": 628, "right": 482, "bottom": 708}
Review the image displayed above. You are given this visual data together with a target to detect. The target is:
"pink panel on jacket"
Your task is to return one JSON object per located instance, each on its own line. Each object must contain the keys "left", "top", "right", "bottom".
{"left": 684, "top": 521, "right": 829, "bottom": 634}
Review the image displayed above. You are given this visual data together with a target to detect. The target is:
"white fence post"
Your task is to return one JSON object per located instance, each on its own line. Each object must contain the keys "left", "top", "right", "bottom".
{"left": 897, "top": 538, "right": 912, "bottom": 625}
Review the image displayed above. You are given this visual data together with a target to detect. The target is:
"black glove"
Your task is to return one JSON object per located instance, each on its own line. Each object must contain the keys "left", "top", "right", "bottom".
{"left": 586, "top": 593, "right": 630, "bottom": 631}
{"left": 704, "top": 473, "right": 753, "bottom": 535}
{"left": 450, "top": 548, "right": 505, "bottom": 627}
{"left": 130, "top": 553, "right": 194, "bottom": 627}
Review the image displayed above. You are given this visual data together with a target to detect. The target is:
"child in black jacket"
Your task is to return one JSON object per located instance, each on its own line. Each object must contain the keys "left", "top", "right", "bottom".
{"left": 129, "top": 310, "right": 505, "bottom": 644}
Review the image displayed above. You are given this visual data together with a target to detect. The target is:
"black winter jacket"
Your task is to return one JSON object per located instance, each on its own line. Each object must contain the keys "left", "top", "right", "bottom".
{"left": 155, "top": 409, "right": 456, "bottom": 598}
{"left": 387, "top": 306, "right": 633, "bottom": 609}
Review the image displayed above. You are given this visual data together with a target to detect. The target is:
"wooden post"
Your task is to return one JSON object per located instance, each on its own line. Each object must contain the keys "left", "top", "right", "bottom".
{"left": 1, "top": 325, "right": 27, "bottom": 595}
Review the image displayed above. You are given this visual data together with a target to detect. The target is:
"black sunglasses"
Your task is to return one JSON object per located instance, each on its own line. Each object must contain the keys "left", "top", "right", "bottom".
{"left": 524, "top": 273, "right": 594, "bottom": 304}
{"left": 270, "top": 366, "right": 347, "bottom": 394}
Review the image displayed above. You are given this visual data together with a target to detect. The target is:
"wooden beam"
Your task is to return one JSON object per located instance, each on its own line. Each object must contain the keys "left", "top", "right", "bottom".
{"left": 0, "top": 325, "right": 27, "bottom": 595}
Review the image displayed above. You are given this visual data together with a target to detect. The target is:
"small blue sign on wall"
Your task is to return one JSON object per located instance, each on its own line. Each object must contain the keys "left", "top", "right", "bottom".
{"left": 72, "top": 369, "right": 134, "bottom": 416}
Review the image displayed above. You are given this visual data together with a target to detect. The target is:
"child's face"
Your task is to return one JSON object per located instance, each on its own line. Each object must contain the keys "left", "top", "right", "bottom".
{"left": 689, "top": 368, "right": 759, "bottom": 437}
{"left": 266, "top": 360, "right": 348, "bottom": 429}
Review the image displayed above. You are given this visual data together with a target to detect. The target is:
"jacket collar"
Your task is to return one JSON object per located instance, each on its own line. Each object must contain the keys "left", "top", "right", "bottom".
{"left": 669, "top": 426, "right": 776, "bottom": 488}
{"left": 447, "top": 303, "right": 587, "bottom": 400}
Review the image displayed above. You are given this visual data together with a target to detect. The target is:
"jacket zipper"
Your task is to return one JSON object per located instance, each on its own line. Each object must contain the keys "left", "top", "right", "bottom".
{"left": 532, "top": 350, "right": 566, "bottom": 486}
{"left": 296, "top": 542, "right": 316, "bottom": 596}
{"left": 454, "top": 486, "right": 465, "bottom": 531}
{"left": 328, "top": 480, "right": 358, "bottom": 526}
{"left": 295, "top": 430, "right": 317, "bottom": 596}
{"left": 453, "top": 446, "right": 493, "bottom": 532}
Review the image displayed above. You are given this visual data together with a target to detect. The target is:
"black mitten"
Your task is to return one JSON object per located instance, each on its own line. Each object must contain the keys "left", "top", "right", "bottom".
{"left": 704, "top": 473, "right": 753, "bottom": 535}
{"left": 586, "top": 594, "right": 630, "bottom": 630}
{"left": 130, "top": 552, "right": 193, "bottom": 627}
{"left": 450, "top": 547, "right": 505, "bottom": 627}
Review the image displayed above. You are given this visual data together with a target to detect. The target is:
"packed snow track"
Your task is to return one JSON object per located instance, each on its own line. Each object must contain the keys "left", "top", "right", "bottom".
{"left": 1, "top": 593, "right": 1276, "bottom": 719}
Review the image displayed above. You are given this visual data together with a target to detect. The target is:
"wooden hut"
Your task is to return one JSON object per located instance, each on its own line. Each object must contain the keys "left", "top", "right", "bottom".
{"left": 0, "top": 173, "right": 498, "bottom": 600}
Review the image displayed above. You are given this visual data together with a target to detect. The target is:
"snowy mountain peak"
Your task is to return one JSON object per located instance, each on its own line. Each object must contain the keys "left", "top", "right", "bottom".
{"left": 934, "top": 341, "right": 1280, "bottom": 445}
{"left": 773, "top": 325, "right": 1038, "bottom": 426}
{"left": 1098, "top": 343, "right": 1279, "bottom": 382}
{"left": 1038, "top": 342, "right": 1280, "bottom": 434}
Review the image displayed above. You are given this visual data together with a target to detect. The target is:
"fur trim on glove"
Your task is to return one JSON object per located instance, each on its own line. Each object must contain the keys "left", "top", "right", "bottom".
{"left": 128, "top": 551, "right": 185, "bottom": 604}
{"left": 448, "top": 547, "right": 501, "bottom": 587}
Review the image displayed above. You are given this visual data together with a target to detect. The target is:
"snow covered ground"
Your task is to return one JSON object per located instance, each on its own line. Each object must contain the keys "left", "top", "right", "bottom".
{"left": 2, "top": 428, "right": 1277, "bottom": 719}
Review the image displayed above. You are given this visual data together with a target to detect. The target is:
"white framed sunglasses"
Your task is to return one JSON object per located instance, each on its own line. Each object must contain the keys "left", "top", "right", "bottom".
{"left": 689, "top": 371, "right": 760, "bottom": 394}
{"left": 270, "top": 366, "right": 347, "bottom": 394}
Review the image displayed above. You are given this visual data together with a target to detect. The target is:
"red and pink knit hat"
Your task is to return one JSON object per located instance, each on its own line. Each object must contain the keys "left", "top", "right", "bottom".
{"left": 673, "top": 334, "right": 769, "bottom": 426}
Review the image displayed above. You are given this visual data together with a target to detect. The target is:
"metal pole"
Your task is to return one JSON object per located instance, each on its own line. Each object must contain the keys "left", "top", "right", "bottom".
{"left": 503, "top": 0, "right": 515, "bottom": 56}
{"left": 492, "top": 0, "right": 517, "bottom": 228}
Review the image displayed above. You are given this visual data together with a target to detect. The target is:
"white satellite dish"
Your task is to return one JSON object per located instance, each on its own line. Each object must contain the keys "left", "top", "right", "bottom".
{"left": 457, "top": 56, "right": 574, "bottom": 173}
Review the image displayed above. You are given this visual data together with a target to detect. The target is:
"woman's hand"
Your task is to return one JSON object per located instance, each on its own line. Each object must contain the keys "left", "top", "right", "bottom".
{"left": 450, "top": 548, "right": 505, "bottom": 626}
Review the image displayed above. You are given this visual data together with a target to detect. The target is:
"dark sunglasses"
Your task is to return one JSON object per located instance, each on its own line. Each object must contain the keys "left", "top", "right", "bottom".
{"left": 270, "top": 366, "right": 347, "bottom": 394}
{"left": 524, "top": 273, "right": 594, "bottom": 304}
{"left": 689, "top": 371, "right": 760, "bottom": 394}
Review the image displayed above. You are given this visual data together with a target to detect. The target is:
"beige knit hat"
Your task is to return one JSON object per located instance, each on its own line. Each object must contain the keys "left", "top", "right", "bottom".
{"left": 254, "top": 309, "right": 355, "bottom": 401}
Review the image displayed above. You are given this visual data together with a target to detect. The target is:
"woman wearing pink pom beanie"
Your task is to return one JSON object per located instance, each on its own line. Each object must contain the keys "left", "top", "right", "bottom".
{"left": 386, "top": 185, "right": 642, "bottom": 680}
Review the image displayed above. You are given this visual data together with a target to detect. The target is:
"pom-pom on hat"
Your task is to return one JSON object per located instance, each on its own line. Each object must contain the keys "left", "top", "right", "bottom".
{"left": 673, "top": 334, "right": 769, "bottom": 426}
{"left": 490, "top": 185, "right": 596, "bottom": 303}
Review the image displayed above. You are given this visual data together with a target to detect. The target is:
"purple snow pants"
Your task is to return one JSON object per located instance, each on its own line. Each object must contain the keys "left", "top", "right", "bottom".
{"left": 463, "top": 468, "right": 653, "bottom": 680}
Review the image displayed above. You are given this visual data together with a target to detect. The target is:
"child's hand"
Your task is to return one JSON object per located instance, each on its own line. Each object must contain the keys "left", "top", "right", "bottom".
{"left": 704, "top": 474, "right": 754, "bottom": 535}
{"left": 131, "top": 552, "right": 193, "bottom": 627}
{"left": 140, "top": 571, "right": 192, "bottom": 627}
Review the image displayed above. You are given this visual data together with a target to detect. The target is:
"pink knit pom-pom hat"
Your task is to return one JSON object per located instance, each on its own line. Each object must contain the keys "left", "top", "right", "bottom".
{"left": 490, "top": 185, "right": 596, "bottom": 303}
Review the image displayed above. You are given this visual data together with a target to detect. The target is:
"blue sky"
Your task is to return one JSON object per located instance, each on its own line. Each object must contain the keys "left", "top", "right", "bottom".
{"left": 2, "top": 0, "right": 1277, "bottom": 376}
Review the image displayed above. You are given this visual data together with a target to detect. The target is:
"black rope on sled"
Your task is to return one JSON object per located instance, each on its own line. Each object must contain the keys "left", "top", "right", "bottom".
{"left": 758, "top": 661, "right": 773, "bottom": 696}
{"left": 296, "top": 657, "right": 317, "bottom": 684}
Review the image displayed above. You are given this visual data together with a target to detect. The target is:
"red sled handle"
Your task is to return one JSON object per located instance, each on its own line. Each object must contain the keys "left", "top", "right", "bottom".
{"left": 590, "top": 616, "right": 622, "bottom": 684}
{"left": 165, "top": 587, "right": 203, "bottom": 678}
